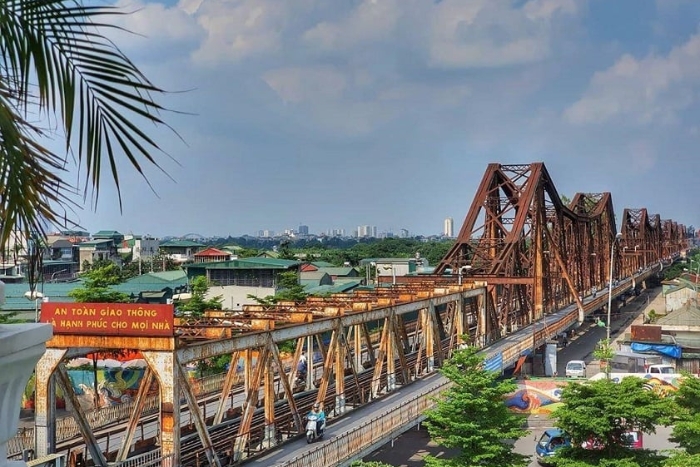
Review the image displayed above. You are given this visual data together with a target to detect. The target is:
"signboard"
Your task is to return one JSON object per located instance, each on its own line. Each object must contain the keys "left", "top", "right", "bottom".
{"left": 40, "top": 302, "right": 174, "bottom": 337}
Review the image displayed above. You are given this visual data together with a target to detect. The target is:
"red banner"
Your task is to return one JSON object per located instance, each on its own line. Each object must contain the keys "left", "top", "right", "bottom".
{"left": 40, "top": 302, "right": 174, "bottom": 337}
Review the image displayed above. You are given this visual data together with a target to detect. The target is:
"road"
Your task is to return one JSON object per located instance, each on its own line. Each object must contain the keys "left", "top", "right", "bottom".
{"left": 364, "top": 424, "right": 677, "bottom": 467}
{"left": 365, "top": 287, "right": 676, "bottom": 467}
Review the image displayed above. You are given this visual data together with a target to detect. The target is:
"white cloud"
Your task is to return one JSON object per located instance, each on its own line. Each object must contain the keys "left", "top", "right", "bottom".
{"left": 262, "top": 66, "right": 347, "bottom": 104}
{"left": 427, "top": 0, "right": 578, "bottom": 69}
{"left": 565, "top": 31, "right": 700, "bottom": 125}
{"left": 302, "top": 0, "right": 402, "bottom": 51}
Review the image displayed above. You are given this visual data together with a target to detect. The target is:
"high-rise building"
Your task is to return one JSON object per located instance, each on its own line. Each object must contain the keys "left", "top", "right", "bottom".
{"left": 444, "top": 217, "right": 454, "bottom": 238}
{"left": 357, "top": 225, "right": 377, "bottom": 238}
{"left": 298, "top": 225, "right": 309, "bottom": 235}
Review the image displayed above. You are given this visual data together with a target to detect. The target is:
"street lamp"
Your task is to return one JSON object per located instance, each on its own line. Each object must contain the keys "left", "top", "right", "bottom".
{"left": 51, "top": 268, "right": 68, "bottom": 282}
{"left": 606, "top": 233, "right": 623, "bottom": 342}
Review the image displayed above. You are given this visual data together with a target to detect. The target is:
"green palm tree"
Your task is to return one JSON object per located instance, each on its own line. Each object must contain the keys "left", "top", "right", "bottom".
{"left": 0, "top": 0, "right": 173, "bottom": 286}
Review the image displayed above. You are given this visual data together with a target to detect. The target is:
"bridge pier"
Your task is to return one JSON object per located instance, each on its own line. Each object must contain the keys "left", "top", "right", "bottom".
{"left": 142, "top": 351, "right": 181, "bottom": 467}
{"left": 34, "top": 348, "right": 65, "bottom": 458}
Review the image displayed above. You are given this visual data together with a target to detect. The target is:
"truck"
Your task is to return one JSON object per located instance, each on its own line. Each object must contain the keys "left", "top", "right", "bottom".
{"left": 610, "top": 351, "right": 663, "bottom": 374}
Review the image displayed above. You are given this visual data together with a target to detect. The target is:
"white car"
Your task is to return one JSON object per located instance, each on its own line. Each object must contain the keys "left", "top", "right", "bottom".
{"left": 565, "top": 360, "right": 586, "bottom": 378}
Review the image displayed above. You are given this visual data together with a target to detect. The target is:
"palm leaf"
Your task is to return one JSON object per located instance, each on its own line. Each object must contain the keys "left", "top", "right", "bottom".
{"left": 0, "top": 0, "right": 176, "bottom": 258}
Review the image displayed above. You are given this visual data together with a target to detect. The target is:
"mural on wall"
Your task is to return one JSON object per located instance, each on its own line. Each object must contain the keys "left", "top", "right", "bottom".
{"left": 505, "top": 374, "right": 684, "bottom": 415}
{"left": 22, "top": 358, "right": 151, "bottom": 410}
{"left": 504, "top": 379, "right": 568, "bottom": 415}
{"left": 70, "top": 367, "right": 146, "bottom": 408}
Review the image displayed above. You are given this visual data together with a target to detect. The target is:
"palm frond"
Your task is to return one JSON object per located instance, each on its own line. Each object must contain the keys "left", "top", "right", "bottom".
{"left": 0, "top": 0, "right": 176, "bottom": 249}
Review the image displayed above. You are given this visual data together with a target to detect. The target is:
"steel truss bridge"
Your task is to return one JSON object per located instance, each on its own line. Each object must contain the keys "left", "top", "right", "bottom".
{"left": 14, "top": 162, "right": 689, "bottom": 467}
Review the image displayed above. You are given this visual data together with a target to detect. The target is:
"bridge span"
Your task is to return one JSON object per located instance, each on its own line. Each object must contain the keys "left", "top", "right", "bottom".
{"left": 11, "top": 162, "right": 689, "bottom": 467}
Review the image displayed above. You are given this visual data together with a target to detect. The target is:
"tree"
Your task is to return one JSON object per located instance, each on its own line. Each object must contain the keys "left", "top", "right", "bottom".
{"left": 68, "top": 262, "right": 130, "bottom": 303}
{"left": 0, "top": 0, "right": 173, "bottom": 290}
{"left": 669, "top": 373, "right": 700, "bottom": 454}
{"left": 593, "top": 339, "right": 615, "bottom": 379}
{"left": 248, "top": 271, "right": 308, "bottom": 305}
{"left": 424, "top": 346, "right": 529, "bottom": 467}
{"left": 176, "top": 276, "right": 223, "bottom": 317}
{"left": 551, "top": 377, "right": 673, "bottom": 465}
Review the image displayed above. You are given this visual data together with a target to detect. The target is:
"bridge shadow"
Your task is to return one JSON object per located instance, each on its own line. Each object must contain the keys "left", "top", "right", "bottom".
{"left": 360, "top": 426, "right": 458, "bottom": 466}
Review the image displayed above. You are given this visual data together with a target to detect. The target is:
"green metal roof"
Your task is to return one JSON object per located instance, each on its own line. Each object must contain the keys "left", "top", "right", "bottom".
{"left": 1, "top": 271, "right": 187, "bottom": 312}
{"left": 316, "top": 267, "right": 358, "bottom": 277}
{"left": 311, "top": 261, "right": 335, "bottom": 268}
{"left": 124, "top": 270, "right": 187, "bottom": 286}
{"left": 305, "top": 280, "right": 362, "bottom": 295}
{"left": 186, "top": 258, "right": 300, "bottom": 270}
{"left": 92, "top": 230, "right": 123, "bottom": 238}
{"left": 78, "top": 239, "right": 113, "bottom": 247}
{"left": 160, "top": 240, "right": 205, "bottom": 248}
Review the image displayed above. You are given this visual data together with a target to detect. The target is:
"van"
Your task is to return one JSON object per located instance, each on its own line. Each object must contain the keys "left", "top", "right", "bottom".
{"left": 565, "top": 360, "right": 586, "bottom": 378}
{"left": 535, "top": 428, "right": 571, "bottom": 465}
{"left": 611, "top": 352, "right": 662, "bottom": 373}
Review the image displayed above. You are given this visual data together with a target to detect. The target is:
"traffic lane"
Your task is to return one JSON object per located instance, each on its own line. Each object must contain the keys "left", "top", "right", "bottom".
{"left": 249, "top": 373, "right": 446, "bottom": 466}
{"left": 516, "top": 425, "right": 677, "bottom": 467}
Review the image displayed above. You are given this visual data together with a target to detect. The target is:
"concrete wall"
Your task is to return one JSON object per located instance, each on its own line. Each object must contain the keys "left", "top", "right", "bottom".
{"left": 206, "top": 285, "right": 276, "bottom": 310}
{"left": 665, "top": 288, "right": 696, "bottom": 312}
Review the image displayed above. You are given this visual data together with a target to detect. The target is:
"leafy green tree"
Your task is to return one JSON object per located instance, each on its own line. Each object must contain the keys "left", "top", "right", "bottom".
{"left": 669, "top": 373, "right": 700, "bottom": 454}
{"left": 248, "top": 271, "right": 308, "bottom": 305}
{"left": 552, "top": 377, "right": 673, "bottom": 461}
{"left": 0, "top": 0, "right": 173, "bottom": 272}
{"left": 177, "top": 276, "right": 223, "bottom": 317}
{"left": 0, "top": 309, "right": 20, "bottom": 323}
{"left": 593, "top": 339, "right": 615, "bottom": 378}
{"left": 68, "top": 263, "right": 130, "bottom": 303}
{"left": 664, "top": 452, "right": 700, "bottom": 467}
{"left": 424, "top": 346, "right": 529, "bottom": 467}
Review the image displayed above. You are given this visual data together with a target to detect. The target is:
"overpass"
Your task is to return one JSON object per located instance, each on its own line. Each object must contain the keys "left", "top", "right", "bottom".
{"left": 12, "top": 162, "right": 689, "bottom": 466}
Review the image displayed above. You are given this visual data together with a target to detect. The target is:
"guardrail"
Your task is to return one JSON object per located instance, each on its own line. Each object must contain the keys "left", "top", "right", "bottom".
{"left": 110, "top": 448, "right": 174, "bottom": 467}
{"left": 8, "top": 371, "right": 233, "bottom": 459}
{"left": 279, "top": 381, "right": 451, "bottom": 467}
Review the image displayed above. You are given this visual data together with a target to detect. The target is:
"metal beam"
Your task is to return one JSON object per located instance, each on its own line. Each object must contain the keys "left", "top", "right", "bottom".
{"left": 178, "top": 289, "right": 484, "bottom": 364}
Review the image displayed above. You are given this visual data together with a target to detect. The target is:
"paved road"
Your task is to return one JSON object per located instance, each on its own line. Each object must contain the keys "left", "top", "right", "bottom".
{"left": 365, "top": 287, "right": 672, "bottom": 467}
{"left": 365, "top": 424, "right": 677, "bottom": 467}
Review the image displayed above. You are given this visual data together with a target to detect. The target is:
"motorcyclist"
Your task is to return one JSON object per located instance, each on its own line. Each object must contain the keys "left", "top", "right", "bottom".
{"left": 307, "top": 402, "right": 326, "bottom": 436}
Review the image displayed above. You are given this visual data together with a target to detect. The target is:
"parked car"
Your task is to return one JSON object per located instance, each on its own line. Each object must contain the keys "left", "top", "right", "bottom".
{"left": 565, "top": 360, "right": 586, "bottom": 378}
{"left": 535, "top": 428, "right": 571, "bottom": 465}
{"left": 581, "top": 430, "right": 643, "bottom": 450}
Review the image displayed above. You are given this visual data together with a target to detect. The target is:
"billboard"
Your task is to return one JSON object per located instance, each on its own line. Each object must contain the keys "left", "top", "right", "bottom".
{"left": 40, "top": 302, "right": 174, "bottom": 337}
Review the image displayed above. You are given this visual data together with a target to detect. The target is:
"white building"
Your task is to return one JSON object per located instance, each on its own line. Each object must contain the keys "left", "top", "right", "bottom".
{"left": 444, "top": 217, "right": 454, "bottom": 238}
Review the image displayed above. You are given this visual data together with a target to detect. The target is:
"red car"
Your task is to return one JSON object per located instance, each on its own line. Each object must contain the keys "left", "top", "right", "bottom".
{"left": 581, "top": 431, "right": 643, "bottom": 450}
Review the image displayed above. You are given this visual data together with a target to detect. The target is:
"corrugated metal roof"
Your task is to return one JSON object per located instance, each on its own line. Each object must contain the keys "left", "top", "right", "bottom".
{"left": 658, "top": 304, "right": 700, "bottom": 327}
{"left": 316, "top": 267, "right": 358, "bottom": 277}
{"left": 1, "top": 271, "right": 188, "bottom": 311}
{"left": 305, "top": 280, "right": 362, "bottom": 295}
{"left": 311, "top": 261, "right": 335, "bottom": 268}
{"left": 160, "top": 240, "right": 205, "bottom": 247}
{"left": 187, "top": 258, "right": 300, "bottom": 270}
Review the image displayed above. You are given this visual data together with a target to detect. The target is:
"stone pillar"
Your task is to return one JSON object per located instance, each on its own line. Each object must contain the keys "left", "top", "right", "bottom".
{"left": 0, "top": 324, "right": 52, "bottom": 467}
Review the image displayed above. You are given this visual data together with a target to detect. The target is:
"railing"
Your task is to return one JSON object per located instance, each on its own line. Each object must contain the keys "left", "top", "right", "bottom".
{"left": 111, "top": 448, "right": 174, "bottom": 467}
{"left": 8, "top": 371, "right": 231, "bottom": 458}
{"left": 279, "top": 381, "right": 451, "bottom": 467}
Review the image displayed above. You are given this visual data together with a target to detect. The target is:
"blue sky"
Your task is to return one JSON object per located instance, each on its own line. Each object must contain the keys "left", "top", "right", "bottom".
{"left": 68, "top": 0, "right": 700, "bottom": 237}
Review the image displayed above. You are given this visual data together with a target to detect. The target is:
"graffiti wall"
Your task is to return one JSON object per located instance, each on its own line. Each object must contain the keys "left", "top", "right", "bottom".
{"left": 504, "top": 379, "right": 568, "bottom": 415}
{"left": 505, "top": 374, "right": 683, "bottom": 415}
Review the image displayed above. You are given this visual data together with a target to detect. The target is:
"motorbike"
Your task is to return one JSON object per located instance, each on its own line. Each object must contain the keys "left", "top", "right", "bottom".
{"left": 306, "top": 414, "right": 323, "bottom": 443}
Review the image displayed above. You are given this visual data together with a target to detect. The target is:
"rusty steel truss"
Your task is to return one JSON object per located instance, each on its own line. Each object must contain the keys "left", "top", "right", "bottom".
{"left": 435, "top": 162, "right": 688, "bottom": 343}
{"left": 33, "top": 284, "right": 487, "bottom": 466}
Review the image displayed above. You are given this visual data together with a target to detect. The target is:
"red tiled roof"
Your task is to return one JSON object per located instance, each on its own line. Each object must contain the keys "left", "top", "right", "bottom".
{"left": 194, "top": 247, "right": 229, "bottom": 257}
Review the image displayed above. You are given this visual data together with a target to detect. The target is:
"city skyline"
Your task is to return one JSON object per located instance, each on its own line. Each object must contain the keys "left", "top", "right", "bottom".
{"left": 47, "top": 1, "right": 700, "bottom": 238}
